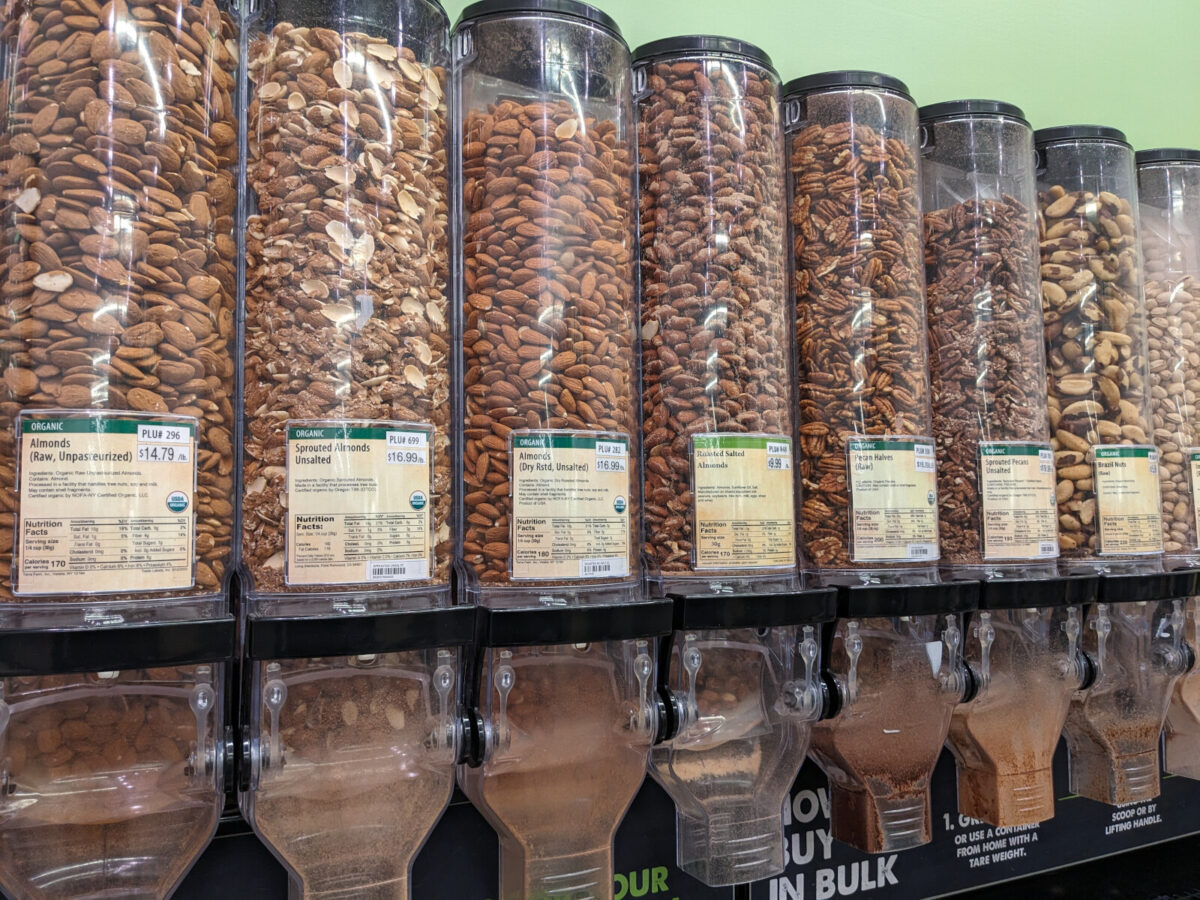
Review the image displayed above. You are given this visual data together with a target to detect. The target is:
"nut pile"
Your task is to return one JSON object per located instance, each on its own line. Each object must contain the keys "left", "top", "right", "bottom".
{"left": 0, "top": 0, "right": 238, "bottom": 598}
{"left": 637, "top": 58, "right": 791, "bottom": 575}
{"left": 1141, "top": 235, "right": 1199, "bottom": 555}
{"left": 1040, "top": 187, "right": 1150, "bottom": 557}
{"left": 926, "top": 196, "right": 1047, "bottom": 565}
{"left": 461, "top": 99, "right": 637, "bottom": 584}
{"left": 243, "top": 24, "right": 451, "bottom": 593}
{"left": 5, "top": 668, "right": 204, "bottom": 786}
{"left": 264, "top": 656, "right": 431, "bottom": 761}
{"left": 789, "top": 120, "right": 931, "bottom": 569}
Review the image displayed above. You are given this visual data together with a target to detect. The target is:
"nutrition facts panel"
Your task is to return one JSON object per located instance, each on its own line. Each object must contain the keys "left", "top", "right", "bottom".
{"left": 696, "top": 519, "right": 793, "bottom": 566}
{"left": 22, "top": 518, "right": 191, "bottom": 572}
{"left": 292, "top": 512, "right": 429, "bottom": 581}
{"left": 511, "top": 515, "right": 630, "bottom": 579}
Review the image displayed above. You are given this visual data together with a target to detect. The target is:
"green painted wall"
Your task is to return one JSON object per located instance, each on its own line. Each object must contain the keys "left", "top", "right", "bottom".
{"left": 443, "top": 0, "right": 1200, "bottom": 150}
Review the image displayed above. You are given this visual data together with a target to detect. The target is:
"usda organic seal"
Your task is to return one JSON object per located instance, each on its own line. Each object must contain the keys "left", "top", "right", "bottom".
{"left": 166, "top": 491, "right": 189, "bottom": 513}
{"left": 410, "top": 490, "right": 427, "bottom": 511}
{"left": 614, "top": 496, "right": 626, "bottom": 514}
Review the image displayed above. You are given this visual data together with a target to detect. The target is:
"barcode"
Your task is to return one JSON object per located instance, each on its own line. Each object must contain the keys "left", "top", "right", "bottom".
{"left": 366, "top": 559, "right": 428, "bottom": 581}
{"left": 579, "top": 557, "right": 626, "bottom": 577}
{"left": 906, "top": 543, "right": 938, "bottom": 559}
{"left": 369, "top": 563, "right": 406, "bottom": 579}
{"left": 1038, "top": 541, "right": 1060, "bottom": 558}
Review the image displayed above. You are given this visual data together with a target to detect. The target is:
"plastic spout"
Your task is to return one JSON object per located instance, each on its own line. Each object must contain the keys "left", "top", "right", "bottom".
{"left": 293, "top": 871, "right": 410, "bottom": 900}
{"left": 499, "top": 843, "right": 613, "bottom": 900}
{"left": 955, "top": 766, "right": 1055, "bottom": 827}
{"left": 1068, "top": 748, "right": 1161, "bottom": 805}
{"left": 828, "top": 790, "right": 931, "bottom": 854}
{"left": 676, "top": 808, "right": 785, "bottom": 886}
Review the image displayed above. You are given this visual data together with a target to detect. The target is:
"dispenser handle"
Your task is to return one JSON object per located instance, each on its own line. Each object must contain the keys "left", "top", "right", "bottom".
{"left": 491, "top": 655, "right": 515, "bottom": 756}
{"left": 263, "top": 664, "right": 288, "bottom": 775}
{"left": 429, "top": 651, "right": 459, "bottom": 765}
{"left": 1091, "top": 603, "right": 1112, "bottom": 683}
{"left": 973, "top": 612, "right": 994, "bottom": 698}
{"left": 189, "top": 666, "right": 218, "bottom": 785}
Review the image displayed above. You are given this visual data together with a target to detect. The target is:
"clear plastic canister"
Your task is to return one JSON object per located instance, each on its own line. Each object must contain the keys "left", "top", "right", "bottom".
{"left": 633, "top": 36, "right": 796, "bottom": 597}
{"left": 1036, "top": 126, "right": 1161, "bottom": 572}
{"left": 1165, "top": 595, "right": 1200, "bottom": 778}
{"left": 919, "top": 101, "right": 1057, "bottom": 580}
{"left": 0, "top": 0, "right": 238, "bottom": 623}
{"left": 783, "top": 71, "right": 938, "bottom": 586}
{"left": 242, "top": 0, "right": 452, "bottom": 614}
{"left": 649, "top": 624, "right": 822, "bottom": 886}
{"left": 0, "top": 665, "right": 225, "bottom": 899}
{"left": 809, "top": 613, "right": 966, "bottom": 853}
{"left": 453, "top": 0, "right": 640, "bottom": 606}
{"left": 458, "top": 639, "right": 657, "bottom": 900}
{"left": 243, "top": 650, "right": 459, "bottom": 900}
{"left": 947, "top": 603, "right": 1087, "bottom": 826}
{"left": 1064, "top": 598, "right": 1190, "bottom": 804}
{"left": 1136, "top": 149, "right": 1200, "bottom": 562}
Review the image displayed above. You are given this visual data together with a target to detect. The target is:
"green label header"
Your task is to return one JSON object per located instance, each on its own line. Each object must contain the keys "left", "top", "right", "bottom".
{"left": 980, "top": 442, "right": 1051, "bottom": 457}
{"left": 513, "top": 433, "right": 628, "bottom": 450}
{"left": 22, "top": 417, "right": 195, "bottom": 435}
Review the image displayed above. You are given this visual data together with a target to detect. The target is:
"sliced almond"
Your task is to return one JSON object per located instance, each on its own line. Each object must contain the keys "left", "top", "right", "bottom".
{"left": 554, "top": 117, "right": 579, "bottom": 140}
{"left": 404, "top": 365, "right": 427, "bottom": 390}
{"left": 32, "top": 271, "right": 73, "bottom": 292}
{"left": 325, "top": 220, "right": 354, "bottom": 248}
{"left": 366, "top": 43, "right": 398, "bottom": 61}
{"left": 332, "top": 59, "right": 353, "bottom": 90}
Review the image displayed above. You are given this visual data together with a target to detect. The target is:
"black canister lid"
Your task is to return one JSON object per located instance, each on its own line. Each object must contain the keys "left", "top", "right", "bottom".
{"left": 1136, "top": 147, "right": 1200, "bottom": 166}
{"left": 782, "top": 70, "right": 911, "bottom": 102}
{"left": 456, "top": 0, "right": 620, "bottom": 36}
{"left": 633, "top": 35, "right": 773, "bottom": 72}
{"left": 246, "top": 606, "right": 477, "bottom": 660}
{"left": 835, "top": 578, "right": 979, "bottom": 619}
{"left": 0, "top": 617, "right": 236, "bottom": 676}
{"left": 669, "top": 587, "right": 837, "bottom": 630}
{"left": 1034, "top": 125, "right": 1130, "bottom": 147}
{"left": 979, "top": 574, "right": 1099, "bottom": 611}
{"left": 476, "top": 599, "right": 675, "bottom": 647}
{"left": 919, "top": 99, "right": 1028, "bottom": 126}
{"left": 1099, "top": 568, "right": 1200, "bottom": 604}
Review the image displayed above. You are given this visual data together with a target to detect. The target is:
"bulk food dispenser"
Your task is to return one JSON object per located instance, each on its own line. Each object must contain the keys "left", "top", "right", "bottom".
{"left": 1135, "top": 148, "right": 1200, "bottom": 779}
{"left": 784, "top": 71, "right": 976, "bottom": 854}
{"left": 238, "top": 0, "right": 471, "bottom": 896}
{"left": 919, "top": 99, "right": 1088, "bottom": 827}
{"left": 631, "top": 35, "right": 834, "bottom": 886}
{"left": 0, "top": 0, "right": 239, "bottom": 892}
{"left": 452, "top": 3, "right": 671, "bottom": 897}
{"left": 0, "top": 622, "right": 234, "bottom": 899}
{"left": 1035, "top": 126, "right": 1196, "bottom": 805}
{"left": 241, "top": 606, "right": 473, "bottom": 900}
